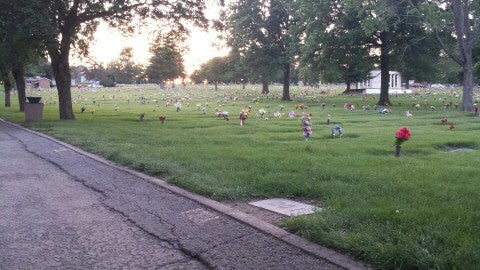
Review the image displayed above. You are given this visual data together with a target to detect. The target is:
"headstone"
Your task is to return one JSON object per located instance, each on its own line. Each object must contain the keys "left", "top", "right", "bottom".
{"left": 249, "top": 198, "right": 320, "bottom": 216}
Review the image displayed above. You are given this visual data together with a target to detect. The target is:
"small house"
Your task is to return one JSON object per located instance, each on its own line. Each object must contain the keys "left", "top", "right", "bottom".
{"left": 26, "top": 77, "right": 51, "bottom": 89}
{"left": 357, "top": 70, "right": 411, "bottom": 94}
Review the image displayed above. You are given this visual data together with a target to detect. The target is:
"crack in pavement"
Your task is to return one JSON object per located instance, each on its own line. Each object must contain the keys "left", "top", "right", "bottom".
{"left": 100, "top": 204, "right": 214, "bottom": 269}
{"left": 3, "top": 128, "right": 211, "bottom": 269}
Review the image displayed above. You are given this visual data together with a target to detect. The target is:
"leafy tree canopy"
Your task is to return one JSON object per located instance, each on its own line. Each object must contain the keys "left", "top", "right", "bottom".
{"left": 107, "top": 47, "right": 144, "bottom": 84}
{"left": 146, "top": 31, "right": 186, "bottom": 84}
{"left": 224, "top": 0, "right": 296, "bottom": 97}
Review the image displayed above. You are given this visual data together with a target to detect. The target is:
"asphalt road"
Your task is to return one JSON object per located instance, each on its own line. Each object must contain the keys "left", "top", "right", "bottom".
{"left": 0, "top": 120, "right": 364, "bottom": 270}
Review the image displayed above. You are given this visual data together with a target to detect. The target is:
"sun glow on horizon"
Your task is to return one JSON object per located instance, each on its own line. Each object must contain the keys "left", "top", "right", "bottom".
{"left": 74, "top": 1, "right": 229, "bottom": 75}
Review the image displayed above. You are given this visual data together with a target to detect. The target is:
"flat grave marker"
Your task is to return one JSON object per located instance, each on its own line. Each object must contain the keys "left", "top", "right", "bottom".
{"left": 249, "top": 198, "right": 320, "bottom": 216}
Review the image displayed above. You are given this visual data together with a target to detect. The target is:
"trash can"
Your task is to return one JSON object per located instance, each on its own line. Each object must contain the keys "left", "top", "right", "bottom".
{"left": 25, "top": 97, "right": 44, "bottom": 122}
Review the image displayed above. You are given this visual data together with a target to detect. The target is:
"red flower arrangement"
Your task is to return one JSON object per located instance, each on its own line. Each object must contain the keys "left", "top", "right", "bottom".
{"left": 395, "top": 127, "right": 411, "bottom": 146}
{"left": 159, "top": 115, "right": 166, "bottom": 123}
{"left": 449, "top": 125, "right": 455, "bottom": 130}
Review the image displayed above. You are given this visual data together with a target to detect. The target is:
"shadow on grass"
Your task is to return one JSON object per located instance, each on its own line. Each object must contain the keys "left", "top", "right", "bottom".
{"left": 364, "top": 148, "right": 430, "bottom": 157}
{"left": 434, "top": 141, "right": 479, "bottom": 152}
{"left": 319, "top": 133, "right": 361, "bottom": 139}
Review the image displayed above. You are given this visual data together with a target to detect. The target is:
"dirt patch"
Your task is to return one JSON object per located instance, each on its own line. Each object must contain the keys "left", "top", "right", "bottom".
{"left": 447, "top": 147, "right": 475, "bottom": 152}
{"left": 435, "top": 141, "right": 478, "bottom": 153}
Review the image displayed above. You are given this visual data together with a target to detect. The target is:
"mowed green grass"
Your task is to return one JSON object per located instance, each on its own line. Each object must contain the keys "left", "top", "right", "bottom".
{"left": 1, "top": 84, "right": 479, "bottom": 269}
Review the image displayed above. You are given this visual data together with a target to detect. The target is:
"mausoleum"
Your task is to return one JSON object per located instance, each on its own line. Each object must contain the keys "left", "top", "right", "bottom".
{"left": 357, "top": 70, "right": 412, "bottom": 94}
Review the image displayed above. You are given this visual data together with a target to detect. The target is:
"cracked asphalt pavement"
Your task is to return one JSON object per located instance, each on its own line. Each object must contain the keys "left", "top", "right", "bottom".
{"left": 0, "top": 120, "right": 352, "bottom": 269}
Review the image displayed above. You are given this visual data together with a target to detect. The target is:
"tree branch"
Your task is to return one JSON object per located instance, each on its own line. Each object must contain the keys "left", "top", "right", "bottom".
{"left": 77, "top": 2, "right": 148, "bottom": 24}
{"left": 406, "top": 0, "right": 462, "bottom": 65}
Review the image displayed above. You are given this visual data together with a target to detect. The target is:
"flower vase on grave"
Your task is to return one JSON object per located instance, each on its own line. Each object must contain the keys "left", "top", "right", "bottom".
{"left": 394, "top": 127, "right": 410, "bottom": 157}
{"left": 394, "top": 145, "right": 401, "bottom": 157}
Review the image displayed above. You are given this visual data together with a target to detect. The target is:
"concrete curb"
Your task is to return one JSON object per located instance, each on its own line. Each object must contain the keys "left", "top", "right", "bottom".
{"left": 1, "top": 119, "right": 371, "bottom": 270}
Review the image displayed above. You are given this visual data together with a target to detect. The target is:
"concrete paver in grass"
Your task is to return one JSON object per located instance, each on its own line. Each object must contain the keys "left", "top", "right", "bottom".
{"left": 249, "top": 198, "right": 321, "bottom": 216}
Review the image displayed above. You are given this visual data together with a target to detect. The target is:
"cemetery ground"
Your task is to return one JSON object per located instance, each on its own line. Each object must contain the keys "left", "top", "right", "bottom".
{"left": 1, "top": 84, "right": 479, "bottom": 269}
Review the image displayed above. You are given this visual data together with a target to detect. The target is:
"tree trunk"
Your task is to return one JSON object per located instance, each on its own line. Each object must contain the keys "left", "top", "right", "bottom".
{"left": 4, "top": 83, "right": 11, "bottom": 107}
{"left": 1, "top": 70, "right": 12, "bottom": 107}
{"left": 214, "top": 81, "right": 218, "bottom": 91}
{"left": 378, "top": 32, "right": 391, "bottom": 106}
{"left": 12, "top": 63, "right": 26, "bottom": 112}
{"left": 282, "top": 63, "right": 291, "bottom": 101}
{"left": 448, "top": 0, "right": 474, "bottom": 111}
{"left": 262, "top": 80, "right": 269, "bottom": 95}
{"left": 461, "top": 58, "right": 474, "bottom": 112}
{"left": 345, "top": 81, "right": 351, "bottom": 92}
{"left": 50, "top": 55, "right": 75, "bottom": 120}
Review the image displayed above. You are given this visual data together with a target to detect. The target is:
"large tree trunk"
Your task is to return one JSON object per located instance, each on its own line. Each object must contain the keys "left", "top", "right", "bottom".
{"left": 449, "top": 0, "right": 474, "bottom": 111}
{"left": 282, "top": 63, "right": 291, "bottom": 101}
{"left": 45, "top": 21, "right": 76, "bottom": 120}
{"left": 1, "top": 70, "right": 12, "bottom": 107}
{"left": 12, "top": 63, "right": 26, "bottom": 112}
{"left": 378, "top": 32, "right": 391, "bottom": 106}
{"left": 461, "top": 52, "right": 474, "bottom": 112}
{"left": 261, "top": 80, "right": 269, "bottom": 95}
{"left": 50, "top": 54, "right": 75, "bottom": 120}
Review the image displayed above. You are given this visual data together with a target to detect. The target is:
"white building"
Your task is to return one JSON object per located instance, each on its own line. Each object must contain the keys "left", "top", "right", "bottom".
{"left": 357, "top": 70, "right": 412, "bottom": 94}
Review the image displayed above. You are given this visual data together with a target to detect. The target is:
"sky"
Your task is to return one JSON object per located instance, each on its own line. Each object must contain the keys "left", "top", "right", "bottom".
{"left": 77, "top": 0, "right": 229, "bottom": 75}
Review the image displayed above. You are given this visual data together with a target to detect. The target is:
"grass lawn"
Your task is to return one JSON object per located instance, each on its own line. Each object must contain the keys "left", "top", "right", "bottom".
{"left": 1, "top": 84, "right": 479, "bottom": 269}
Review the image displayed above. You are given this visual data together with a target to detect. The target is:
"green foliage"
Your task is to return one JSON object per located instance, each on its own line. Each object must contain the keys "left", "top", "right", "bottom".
{"left": 83, "top": 59, "right": 109, "bottom": 83}
{"left": 411, "top": 0, "right": 480, "bottom": 111}
{"left": 1, "top": 84, "right": 479, "bottom": 269}
{"left": 24, "top": 58, "right": 54, "bottom": 79}
{"left": 146, "top": 32, "right": 186, "bottom": 84}
{"left": 292, "top": 0, "right": 375, "bottom": 87}
{"left": 0, "top": 0, "right": 45, "bottom": 84}
{"left": 100, "top": 77, "right": 116, "bottom": 87}
{"left": 107, "top": 47, "right": 145, "bottom": 84}
{"left": 433, "top": 56, "right": 462, "bottom": 84}
{"left": 474, "top": 44, "right": 480, "bottom": 84}
{"left": 225, "top": 0, "right": 296, "bottom": 96}
{"left": 192, "top": 55, "right": 236, "bottom": 84}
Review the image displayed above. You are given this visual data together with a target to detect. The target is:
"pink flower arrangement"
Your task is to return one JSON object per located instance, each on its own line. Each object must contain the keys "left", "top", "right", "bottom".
{"left": 441, "top": 118, "right": 448, "bottom": 124}
{"left": 395, "top": 127, "right": 411, "bottom": 146}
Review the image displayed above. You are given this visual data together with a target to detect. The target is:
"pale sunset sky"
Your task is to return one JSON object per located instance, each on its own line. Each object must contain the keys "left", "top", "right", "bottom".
{"left": 78, "top": 0, "right": 229, "bottom": 75}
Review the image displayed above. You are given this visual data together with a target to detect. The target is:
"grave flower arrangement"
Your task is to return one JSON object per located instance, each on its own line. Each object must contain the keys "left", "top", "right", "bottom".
{"left": 258, "top": 109, "right": 267, "bottom": 118}
{"left": 159, "top": 115, "right": 166, "bottom": 123}
{"left": 394, "top": 126, "right": 411, "bottom": 157}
